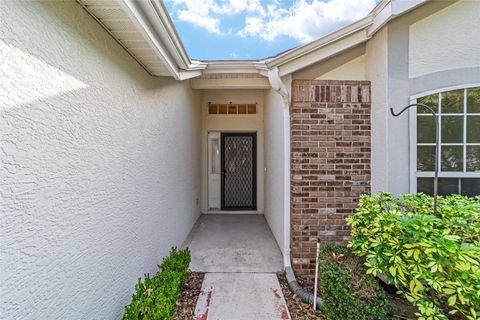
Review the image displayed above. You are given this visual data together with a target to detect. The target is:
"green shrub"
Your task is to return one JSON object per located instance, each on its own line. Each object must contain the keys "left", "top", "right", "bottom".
{"left": 347, "top": 193, "right": 480, "bottom": 320}
{"left": 122, "top": 247, "right": 191, "bottom": 320}
{"left": 159, "top": 247, "right": 190, "bottom": 282}
{"left": 318, "top": 243, "right": 390, "bottom": 320}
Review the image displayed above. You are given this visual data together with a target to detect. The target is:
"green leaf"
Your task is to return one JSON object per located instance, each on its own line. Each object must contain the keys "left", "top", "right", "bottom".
{"left": 389, "top": 266, "right": 397, "bottom": 276}
{"left": 448, "top": 295, "right": 457, "bottom": 306}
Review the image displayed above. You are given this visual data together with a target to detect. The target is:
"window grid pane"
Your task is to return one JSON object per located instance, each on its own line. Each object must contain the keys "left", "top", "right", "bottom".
{"left": 441, "top": 89, "right": 464, "bottom": 113}
{"left": 441, "top": 146, "right": 463, "bottom": 171}
{"left": 417, "top": 146, "right": 436, "bottom": 171}
{"left": 466, "top": 146, "right": 480, "bottom": 172}
{"left": 466, "top": 116, "right": 480, "bottom": 143}
{"left": 441, "top": 115, "right": 464, "bottom": 143}
{"left": 417, "top": 94, "right": 439, "bottom": 113}
{"left": 467, "top": 87, "right": 480, "bottom": 113}
{"left": 417, "top": 115, "right": 436, "bottom": 143}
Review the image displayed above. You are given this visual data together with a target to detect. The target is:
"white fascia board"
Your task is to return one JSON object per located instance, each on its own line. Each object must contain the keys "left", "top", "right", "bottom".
{"left": 277, "top": 29, "right": 369, "bottom": 77}
{"left": 262, "top": 0, "right": 428, "bottom": 77}
{"left": 178, "top": 70, "right": 203, "bottom": 80}
{"left": 391, "top": 0, "right": 427, "bottom": 15}
{"left": 119, "top": 0, "right": 181, "bottom": 79}
{"left": 190, "top": 77, "right": 271, "bottom": 90}
{"left": 266, "top": 15, "right": 373, "bottom": 69}
{"left": 202, "top": 61, "right": 268, "bottom": 75}
{"left": 368, "top": 0, "right": 428, "bottom": 36}
{"left": 189, "top": 60, "right": 209, "bottom": 71}
{"left": 151, "top": 0, "right": 191, "bottom": 69}
{"left": 368, "top": 1, "right": 393, "bottom": 35}
{"left": 119, "top": 0, "right": 206, "bottom": 80}
{"left": 150, "top": 0, "right": 207, "bottom": 71}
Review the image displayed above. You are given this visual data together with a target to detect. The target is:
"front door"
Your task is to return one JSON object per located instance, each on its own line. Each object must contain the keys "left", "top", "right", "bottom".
{"left": 221, "top": 133, "right": 256, "bottom": 210}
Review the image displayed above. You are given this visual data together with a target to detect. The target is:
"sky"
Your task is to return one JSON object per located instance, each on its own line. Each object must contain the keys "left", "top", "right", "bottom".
{"left": 164, "top": 0, "right": 378, "bottom": 61}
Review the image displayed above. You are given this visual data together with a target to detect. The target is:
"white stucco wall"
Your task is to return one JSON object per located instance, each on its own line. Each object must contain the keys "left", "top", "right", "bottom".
{"left": 367, "top": 0, "right": 474, "bottom": 196}
{"left": 200, "top": 89, "right": 265, "bottom": 214}
{"left": 263, "top": 88, "right": 285, "bottom": 254}
{"left": 409, "top": 0, "right": 480, "bottom": 78}
{"left": 292, "top": 44, "right": 366, "bottom": 80}
{"left": 366, "top": 26, "right": 389, "bottom": 194}
{"left": 315, "top": 54, "right": 366, "bottom": 80}
{"left": 0, "top": 2, "right": 201, "bottom": 320}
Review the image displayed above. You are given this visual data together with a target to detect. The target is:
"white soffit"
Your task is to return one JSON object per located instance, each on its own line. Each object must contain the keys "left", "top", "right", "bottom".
{"left": 77, "top": 0, "right": 170, "bottom": 76}
{"left": 76, "top": 0, "right": 205, "bottom": 79}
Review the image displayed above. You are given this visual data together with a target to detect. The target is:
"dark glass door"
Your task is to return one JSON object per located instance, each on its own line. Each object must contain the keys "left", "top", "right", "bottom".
{"left": 221, "top": 133, "right": 256, "bottom": 210}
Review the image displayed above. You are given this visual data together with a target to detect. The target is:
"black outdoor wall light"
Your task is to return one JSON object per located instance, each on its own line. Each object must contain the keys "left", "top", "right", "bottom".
{"left": 390, "top": 103, "right": 439, "bottom": 215}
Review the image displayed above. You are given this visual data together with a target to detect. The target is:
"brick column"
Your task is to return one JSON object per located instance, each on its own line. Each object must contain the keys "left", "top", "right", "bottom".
{"left": 290, "top": 80, "right": 371, "bottom": 277}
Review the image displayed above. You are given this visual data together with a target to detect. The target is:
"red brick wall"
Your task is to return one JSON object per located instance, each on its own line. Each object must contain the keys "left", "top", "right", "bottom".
{"left": 290, "top": 80, "right": 371, "bottom": 276}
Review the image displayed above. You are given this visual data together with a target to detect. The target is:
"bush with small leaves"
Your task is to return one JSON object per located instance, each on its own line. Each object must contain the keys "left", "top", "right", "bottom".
{"left": 122, "top": 247, "right": 191, "bottom": 320}
{"left": 318, "top": 243, "right": 390, "bottom": 320}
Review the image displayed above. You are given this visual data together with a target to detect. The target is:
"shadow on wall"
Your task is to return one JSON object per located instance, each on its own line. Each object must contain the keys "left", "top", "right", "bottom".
{"left": 9, "top": 0, "right": 177, "bottom": 92}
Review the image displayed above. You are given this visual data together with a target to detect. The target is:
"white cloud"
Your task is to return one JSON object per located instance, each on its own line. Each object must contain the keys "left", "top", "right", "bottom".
{"left": 239, "top": 0, "right": 376, "bottom": 43}
{"left": 168, "top": 0, "right": 222, "bottom": 34}
{"left": 177, "top": 9, "right": 222, "bottom": 34}
{"left": 166, "top": 0, "right": 376, "bottom": 42}
{"left": 167, "top": 0, "right": 264, "bottom": 35}
{"left": 211, "top": 0, "right": 265, "bottom": 15}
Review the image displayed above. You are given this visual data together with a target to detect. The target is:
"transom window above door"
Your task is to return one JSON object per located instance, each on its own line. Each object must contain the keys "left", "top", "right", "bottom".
{"left": 208, "top": 103, "right": 257, "bottom": 115}
{"left": 415, "top": 86, "right": 480, "bottom": 196}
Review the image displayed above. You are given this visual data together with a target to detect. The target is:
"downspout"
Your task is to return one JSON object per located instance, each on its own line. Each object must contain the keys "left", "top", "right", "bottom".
{"left": 267, "top": 67, "right": 323, "bottom": 309}
{"left": 267, "top": 67, "right": 290, "bottom": 267}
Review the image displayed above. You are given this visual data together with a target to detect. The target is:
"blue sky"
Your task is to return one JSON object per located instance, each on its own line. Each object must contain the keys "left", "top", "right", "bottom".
{"left": 164, "top": 0, "right": 377, "bottom": 61}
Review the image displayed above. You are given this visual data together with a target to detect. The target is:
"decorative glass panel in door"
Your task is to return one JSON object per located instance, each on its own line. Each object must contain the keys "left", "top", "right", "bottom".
{"left": 221, "top": 133, "right": 256, "bottom": 210}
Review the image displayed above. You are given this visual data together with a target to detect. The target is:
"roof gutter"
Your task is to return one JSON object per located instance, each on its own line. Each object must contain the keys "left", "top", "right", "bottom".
{"left": 119, "top": 0, "right": 206, "bottom": 80}
{"left": 267, "top": 67, "right": 291, "bottom": 267}
{"left": 203, "top": 61, "right": 268, "bottom": 75}
{"left": 264, "top": 0, "right": 428, "bottom": 76}
{"left": 368, "top": 0, "right": 428, "bottom": 36}
{"left": 117, "top": 0, "right": 428, "bottom": 80}
{"left": 265, "top": 15, "right": 373, "bottom": 69}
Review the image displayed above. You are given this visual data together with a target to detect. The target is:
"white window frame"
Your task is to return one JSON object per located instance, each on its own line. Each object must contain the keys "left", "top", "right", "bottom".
{"left": 409, "top": 83, "right": 480, "bottom": 193}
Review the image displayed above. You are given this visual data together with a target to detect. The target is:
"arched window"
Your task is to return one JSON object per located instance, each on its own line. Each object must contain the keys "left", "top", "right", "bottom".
{"left": 413, "top": 86, "right": 480, "bottom": 196}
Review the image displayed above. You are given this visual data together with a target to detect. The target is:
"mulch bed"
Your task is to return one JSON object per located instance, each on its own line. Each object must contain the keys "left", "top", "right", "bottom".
{"left": 379, "top": 281, "right": 419, "bottom": 320}
{"left": 277, "top": 273, "right": 325, "bottom": 320}
{"left": 173, "top": 272, "right": 205, "bottom": 320}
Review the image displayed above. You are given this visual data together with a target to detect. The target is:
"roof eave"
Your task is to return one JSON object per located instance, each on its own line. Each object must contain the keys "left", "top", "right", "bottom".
{"left": 202, "top": 61, "right": 268, "bottom": 76}
{"left": 119, "top": 0, "right": 206, "bottom": 80}
{"left": 262, "top": 0, "right": 429, "bottom": 76}
{"left": 368, "top": 0, "right": 429, "bottom": 36}
{"left": 87, "top": 0, "right": 430, "bottom": 79}
{"left": 265, "top": 15, "right": 373, "bottom": 69}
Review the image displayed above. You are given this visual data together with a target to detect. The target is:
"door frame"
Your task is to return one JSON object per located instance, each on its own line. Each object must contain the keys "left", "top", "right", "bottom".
{"left": 220, "top": 132, "right": 257, "bottom": 211}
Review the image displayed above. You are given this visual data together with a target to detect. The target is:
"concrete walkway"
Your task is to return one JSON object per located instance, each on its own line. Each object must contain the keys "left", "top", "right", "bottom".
{"left": 183, "top": 214, "right": 290, "bottom": 320}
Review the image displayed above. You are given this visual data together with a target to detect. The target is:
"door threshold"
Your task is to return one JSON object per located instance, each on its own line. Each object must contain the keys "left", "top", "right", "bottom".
{"left": 206, "top": 210, "right": 263, "bottom": 214}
